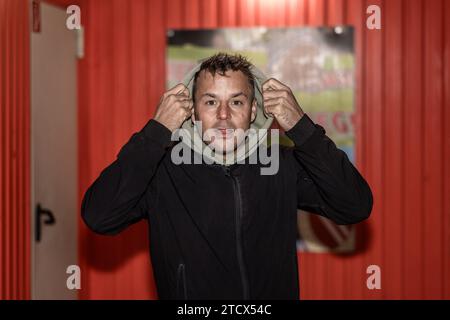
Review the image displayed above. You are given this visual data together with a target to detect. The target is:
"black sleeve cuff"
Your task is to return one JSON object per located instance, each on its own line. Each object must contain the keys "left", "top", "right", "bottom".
{"left": 285, "top": 114, "right": 318, "bottom": 147}
{"left": 141, "top": 119, "right": 173, "bottom": 149}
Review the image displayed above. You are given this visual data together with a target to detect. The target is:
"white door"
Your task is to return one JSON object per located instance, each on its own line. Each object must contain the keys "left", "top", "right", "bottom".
{"left": 31, "top": 2, "right": 78, "bottom": 300}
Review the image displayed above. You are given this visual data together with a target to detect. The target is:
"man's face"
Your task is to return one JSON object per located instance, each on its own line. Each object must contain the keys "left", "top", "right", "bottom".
{"left": 192, "top": 70, "right": 257, "bottom": 154}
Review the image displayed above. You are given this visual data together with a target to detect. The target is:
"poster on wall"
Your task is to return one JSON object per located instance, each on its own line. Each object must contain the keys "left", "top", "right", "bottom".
{"left": 167, "top": 27, "right": 356, "bottom": 253}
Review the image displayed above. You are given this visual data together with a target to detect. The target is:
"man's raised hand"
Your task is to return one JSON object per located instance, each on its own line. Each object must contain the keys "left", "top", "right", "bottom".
{"left": 154, "top": 83, "right": 194, "bottom": 132}
{"left": 262, "top": 78, "right": 304, "bottom": 131}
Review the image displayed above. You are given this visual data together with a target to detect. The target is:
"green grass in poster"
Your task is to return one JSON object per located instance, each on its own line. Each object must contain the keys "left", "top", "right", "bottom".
{"left": 293, "top": 89, "right": 354, "bottom": 112}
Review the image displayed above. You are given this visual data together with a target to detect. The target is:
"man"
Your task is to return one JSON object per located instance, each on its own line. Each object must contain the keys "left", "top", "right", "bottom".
{"left": 81, "top": 53, "right": 373, "bottom": 299}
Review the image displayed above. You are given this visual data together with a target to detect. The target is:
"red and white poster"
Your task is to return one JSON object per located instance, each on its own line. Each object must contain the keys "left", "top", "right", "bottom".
{"left": 167, "top": 27, "right": 356, "bottom": 253}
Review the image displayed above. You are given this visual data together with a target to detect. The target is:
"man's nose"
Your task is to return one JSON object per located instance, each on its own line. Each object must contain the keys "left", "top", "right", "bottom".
{"left": 216, "top": 102, "right": 230, "bottom": 120}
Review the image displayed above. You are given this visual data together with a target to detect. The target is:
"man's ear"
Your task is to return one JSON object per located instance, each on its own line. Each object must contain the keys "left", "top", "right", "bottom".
{"left": 250, "top": 99, "right": 257, "bottom": 123}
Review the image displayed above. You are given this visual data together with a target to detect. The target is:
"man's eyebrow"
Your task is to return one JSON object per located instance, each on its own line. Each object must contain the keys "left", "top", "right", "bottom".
{"left": 201, "top": 93, "right": 217, "bottom": 98}
{"left": 231, "top": 92, "right": 248, "bottom": 98}
{"left": 200, "top": 92, "right": 248, "bottom": 98}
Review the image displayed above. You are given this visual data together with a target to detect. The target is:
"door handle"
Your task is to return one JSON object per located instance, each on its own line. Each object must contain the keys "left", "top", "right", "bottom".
{"left": 35, "top": 203, "right": 56, "bottom": 242}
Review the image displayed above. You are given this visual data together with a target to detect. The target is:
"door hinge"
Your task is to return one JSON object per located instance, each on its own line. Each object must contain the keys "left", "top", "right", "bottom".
{"left": 32, "top": 0, "right": 41, "bottom": 33}
{"left": 76, "top": 26, "right": 84, "bottom": 59}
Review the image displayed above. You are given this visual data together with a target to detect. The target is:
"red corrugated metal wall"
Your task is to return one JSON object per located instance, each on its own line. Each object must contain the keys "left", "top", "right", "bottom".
{"left": 77, "top": 0, "right": 450, "bottom": 300}
{"left": 0, "top": 0, "right": 447, "bottom": 301}
{"left": 0, "top": 0, "right": 31, "bottom": 300}
{"left": 77, "top": 0, "right": 164, "bottom": 299}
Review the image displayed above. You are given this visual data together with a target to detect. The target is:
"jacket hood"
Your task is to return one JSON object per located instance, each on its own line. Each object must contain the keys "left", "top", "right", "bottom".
{"left": 180, "top": 62, "right": 273, "bottom": 166}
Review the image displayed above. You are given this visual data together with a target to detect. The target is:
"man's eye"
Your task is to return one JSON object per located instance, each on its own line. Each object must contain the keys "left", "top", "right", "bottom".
{"left": 205, "top": 100, "right": 216, "bottom": 106}
{"left": 231, "top": 100, "right": 243, "bottom": 106}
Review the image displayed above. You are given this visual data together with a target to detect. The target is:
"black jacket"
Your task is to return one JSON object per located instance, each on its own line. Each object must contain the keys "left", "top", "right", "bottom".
{"left": 81, "top": 114, "right": 373, "bottom": 300}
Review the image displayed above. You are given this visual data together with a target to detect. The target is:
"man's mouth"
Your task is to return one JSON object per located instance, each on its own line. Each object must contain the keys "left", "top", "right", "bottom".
{"left": 215, "top": 128, "right": 234, "bottom": 138}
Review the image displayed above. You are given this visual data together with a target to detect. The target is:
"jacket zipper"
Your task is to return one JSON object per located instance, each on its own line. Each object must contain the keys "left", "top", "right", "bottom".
{"left": 224, "top": 166, "right": 250, "bottom": 300}
{"left": 176, "top": 263, "right": 187, "bottom": 299}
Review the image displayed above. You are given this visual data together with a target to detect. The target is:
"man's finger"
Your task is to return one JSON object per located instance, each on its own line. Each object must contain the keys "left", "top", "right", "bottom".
{"left": 262, "top": 78, "right": 288, "bottom": 91}
{"left": 264, "top": 99, "right": 284, "bottom": 114}
{"left": 178, "top": 98, "right": 193, "bottom": 111}
{"left": 263, "top": 97, "right": 285, "bottom": 107}
{"left": 184, "top": 104, "right": 194, "bottom": 119}
{"left": 262, "top": 89, "right": 289, "bottom": 100}
{"left": 177, "top": 97, "right": 193, "bottom": 105}
{"left": 264, "top": 104, "right": 277, "bottom": 117}
{"left": 176, "top": 86, "right": 190, "bottom": 97}
{"left": 168, "top": 83, "right": 188, "bottom": 95}
{"left": 262, "top": 79, "right": 275, "bottom": 91}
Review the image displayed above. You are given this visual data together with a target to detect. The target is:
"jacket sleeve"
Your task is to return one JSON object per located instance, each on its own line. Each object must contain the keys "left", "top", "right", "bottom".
{"left": 285, "top": 114, "right": 373, "bottom": 225}
{"left": 81, "top": 119, "right": 172, "bottom": 235}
